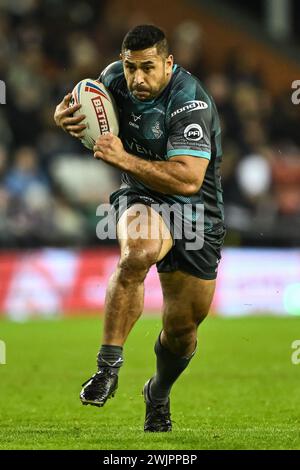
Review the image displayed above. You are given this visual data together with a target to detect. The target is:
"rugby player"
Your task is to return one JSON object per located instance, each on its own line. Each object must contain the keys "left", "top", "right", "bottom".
{"left": 54, "top": 24, "right": 225, "bottom": 432}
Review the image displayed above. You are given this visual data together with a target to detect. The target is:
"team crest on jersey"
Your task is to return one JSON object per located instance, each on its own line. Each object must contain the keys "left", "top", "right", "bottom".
{"left": 151, "top": 121, "right": 163, "bottom": 139}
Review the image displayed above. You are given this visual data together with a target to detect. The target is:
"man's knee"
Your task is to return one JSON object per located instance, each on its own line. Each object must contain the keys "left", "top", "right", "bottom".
{"left": 117, "top": 242, "right": 160, "bottom": 284}
{"left": 163, "top": 323, "right": 197, "bottom": 357}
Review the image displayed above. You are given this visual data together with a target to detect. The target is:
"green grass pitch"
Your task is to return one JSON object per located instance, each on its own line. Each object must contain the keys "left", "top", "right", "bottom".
{"left": 0, "top": 315, "right": 300, "bottom": 450}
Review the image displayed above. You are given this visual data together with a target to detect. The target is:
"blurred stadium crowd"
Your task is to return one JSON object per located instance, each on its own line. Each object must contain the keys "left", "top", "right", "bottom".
{"left": 1, "top": 0, "right": 300, "bottom": 248}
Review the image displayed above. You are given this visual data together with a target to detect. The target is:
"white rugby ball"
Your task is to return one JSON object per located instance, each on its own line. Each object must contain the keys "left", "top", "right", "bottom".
{"left": 70, "top": 78, "right": 119, "bottom": 150}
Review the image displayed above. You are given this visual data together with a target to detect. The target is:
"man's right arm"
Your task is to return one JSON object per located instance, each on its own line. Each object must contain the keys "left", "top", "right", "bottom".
{"left": 53, "top": 92, "right": 86, "bottom": 138}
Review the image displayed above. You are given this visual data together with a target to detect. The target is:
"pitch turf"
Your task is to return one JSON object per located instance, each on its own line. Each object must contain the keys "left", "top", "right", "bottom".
{"left": 0, "top": 315, "right": 299, "bottom": 450}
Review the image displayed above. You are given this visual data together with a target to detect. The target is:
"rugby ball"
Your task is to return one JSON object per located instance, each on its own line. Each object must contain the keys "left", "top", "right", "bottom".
{"left": 70, "top": 78, "right": 119, "bottom": 150}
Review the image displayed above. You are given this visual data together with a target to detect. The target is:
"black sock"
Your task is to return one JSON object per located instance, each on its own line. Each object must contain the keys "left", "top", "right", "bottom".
{"left": 149, "top": 333, "right": 196, "bottom": 405}
{"left": 97, "top": 345, "right": 124, "bottom": 374}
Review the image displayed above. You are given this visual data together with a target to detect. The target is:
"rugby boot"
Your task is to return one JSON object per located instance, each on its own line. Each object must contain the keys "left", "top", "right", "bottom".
{"left": 143, "top": 378, "right": 172, "bottom": 432}
{"left": 80, "top": 368, "right": 118, "bottom": 407}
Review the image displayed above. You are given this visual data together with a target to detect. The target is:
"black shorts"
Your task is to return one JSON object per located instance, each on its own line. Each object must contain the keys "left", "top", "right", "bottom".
{"left": 110, "top": 187, "right": 226, "bottom": 280}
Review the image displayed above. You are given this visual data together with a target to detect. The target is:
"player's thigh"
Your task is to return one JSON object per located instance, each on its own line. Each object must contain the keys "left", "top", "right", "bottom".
{"left": 117, "top": 204, "right": 173, "bottom": 262}
{"left": 159, "top": 271, "right": 216, "bottom": 328}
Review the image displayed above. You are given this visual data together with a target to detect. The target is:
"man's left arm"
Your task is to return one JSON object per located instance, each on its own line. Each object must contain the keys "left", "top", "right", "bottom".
{"left": 93, "top": 134, "right": 209, "bottom": 196}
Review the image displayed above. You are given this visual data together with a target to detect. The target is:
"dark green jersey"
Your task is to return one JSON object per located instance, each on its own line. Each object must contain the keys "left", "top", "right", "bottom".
{"left": 99, "top": 61, "right": 224, "bottom": 231}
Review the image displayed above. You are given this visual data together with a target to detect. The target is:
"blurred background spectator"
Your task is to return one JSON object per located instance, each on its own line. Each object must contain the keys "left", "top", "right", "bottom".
{"left": 0, "top": 0, "right": 300, "bottom": 249}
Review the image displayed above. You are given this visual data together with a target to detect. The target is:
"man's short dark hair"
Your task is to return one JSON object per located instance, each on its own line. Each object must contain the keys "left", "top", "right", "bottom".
{"left": 122, "top": 25, "right": 169, "bottom": 57}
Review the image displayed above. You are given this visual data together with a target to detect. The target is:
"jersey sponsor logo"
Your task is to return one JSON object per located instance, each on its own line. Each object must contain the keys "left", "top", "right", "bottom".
{"left": 131, "top": 113, "right": 142, "bottom": 122}
{"left": 171, "top": 100, "right": 208, "bottom": 118}
{"left": 129, "top": 121, "right": 139, "bottom": 129}
{"left": 129, "top": 113, "right": 142, "bottom": 129}
{"left": 151, "top": 121, "right": 163, "bottom": 139}
{"left": 125, "top": 138, "right": 163, "bottom": 160}
{"left": 184, "top": 124, "right": 203, "bottom": 141}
